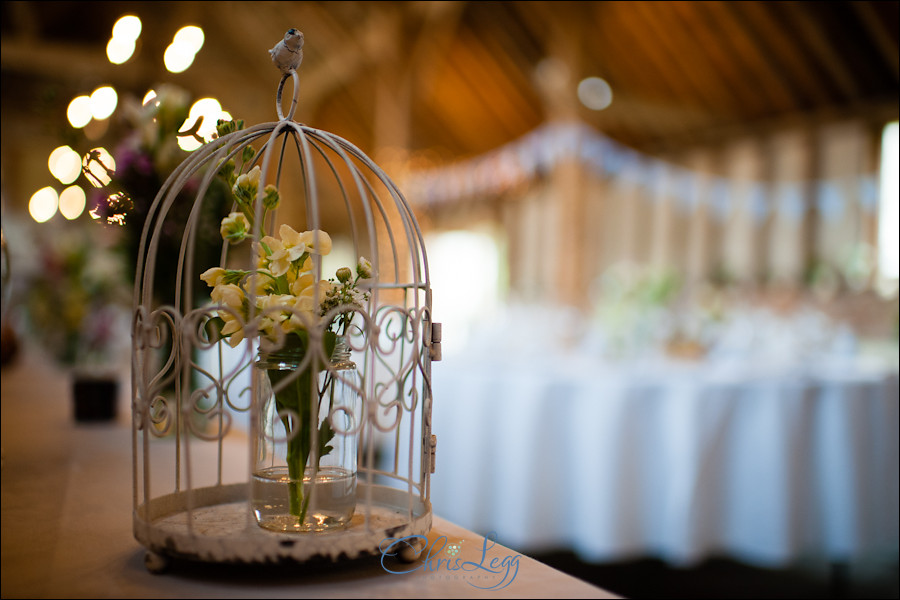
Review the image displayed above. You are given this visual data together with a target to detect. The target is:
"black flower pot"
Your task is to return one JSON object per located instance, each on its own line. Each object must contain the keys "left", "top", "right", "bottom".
{"left": 72, "top": 376, "right": 118, "bottom": 422}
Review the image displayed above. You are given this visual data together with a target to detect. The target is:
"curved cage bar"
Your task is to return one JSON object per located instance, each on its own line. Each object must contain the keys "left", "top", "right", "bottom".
{"left": 131, "top": 65, "right": 438, "bottom": 566}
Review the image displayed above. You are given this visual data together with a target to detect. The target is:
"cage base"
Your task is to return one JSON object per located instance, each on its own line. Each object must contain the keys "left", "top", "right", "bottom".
{"left": 134, "top": 482, "right": 432, "bottom": 567}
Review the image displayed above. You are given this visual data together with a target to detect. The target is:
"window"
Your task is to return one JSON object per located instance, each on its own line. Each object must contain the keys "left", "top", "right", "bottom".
{"left": 878, "top": 121, "right": 899, "bottom": 293}
{"left": 425, "top": 228, "right": 504, "bottom": 355}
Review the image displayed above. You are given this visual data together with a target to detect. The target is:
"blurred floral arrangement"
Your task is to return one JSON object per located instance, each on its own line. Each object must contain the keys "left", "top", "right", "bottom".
{"left": 23, "top": 224, "right": 129, "bottom": 367}
{"left": 590, "top": 263, "right": 721, "bottom": 360}
{"left": 590, "top": 263, "right": 680, "bottom": 358}
{"left": 85, "top": 84, "right": 230, "bottom": 305}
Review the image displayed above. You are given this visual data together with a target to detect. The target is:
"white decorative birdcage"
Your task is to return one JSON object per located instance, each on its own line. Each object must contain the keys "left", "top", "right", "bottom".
{"left": 131, "top": 32, "right": 439, "bottom": 570}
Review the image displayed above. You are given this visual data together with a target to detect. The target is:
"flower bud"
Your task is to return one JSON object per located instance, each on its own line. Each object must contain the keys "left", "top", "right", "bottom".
{"left": 246, "top": 165, "right": 261, "bottom": 186}
{"left": 336, "top": 267, "right": 352, "bottom": 283}
{"left": 215, "top": 119, "right": 235, "bottom": 137}
{"left": 262, "top": 184, "right": 280, "bottom": 209}
{"left": 220, "top": 212, "right": 250, "bottom": 244}
{"left": 218, "top": 159, "right": 236, "bottom": 186}
{"left": 357, "top": 256, "right": 373, "bottom": 279}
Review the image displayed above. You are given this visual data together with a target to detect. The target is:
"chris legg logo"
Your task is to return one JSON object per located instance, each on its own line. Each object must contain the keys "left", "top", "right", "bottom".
{"left": 379, "top": 532, "right": 520, "bottom": 590}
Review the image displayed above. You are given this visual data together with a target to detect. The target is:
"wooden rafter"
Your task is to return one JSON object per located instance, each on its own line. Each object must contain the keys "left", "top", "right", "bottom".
{"left": 852, "top": 0, "right": 900, "bottom": 81}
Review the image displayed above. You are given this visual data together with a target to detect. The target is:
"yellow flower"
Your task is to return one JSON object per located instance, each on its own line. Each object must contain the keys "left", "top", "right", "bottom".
{"left": 211, "top": 283, "right": 244, "bottom": 310}
{"left": 247, "top": 270, "right": 274, "bottom": 296}
{"left": 289, "top": 271, "right": 315, "bottom": 296}
{"left": 259, "top": 315, "right": 280, "bottom": 340}
{"left": 298, "top": 280, "right": 333, "bottom": 305}
{"left": 256, "top": 293, "right": 294, "bottom": 312}
{"left": 220, "top": 313, "right": 245, "bottom": 348}
{"left": 278, "top": 224, "right": 310, "bottom": 261}
{"left": 293, "top": 295, "right": 317, "bottom": 313}
{"left": 200, "top": 267, "right": 226, "bottom": 287}
{"left": 298, "top": 229, "right": 332, "bottom": 255}
{"left": 281, "top": 298, "right": 316, "bottom": 333}
{"left": 264, "top": 239, "right": 292, "bottom": 277}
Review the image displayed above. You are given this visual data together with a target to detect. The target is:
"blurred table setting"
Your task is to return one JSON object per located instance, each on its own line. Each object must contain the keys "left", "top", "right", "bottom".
{"left": 430, "top": 296, "right": 899, "bottom": 568}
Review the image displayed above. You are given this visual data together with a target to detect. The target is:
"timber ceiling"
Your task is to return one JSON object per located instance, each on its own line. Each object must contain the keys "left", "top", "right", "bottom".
{"left": 2, "top": 0, "right": 899, "bottom": 172}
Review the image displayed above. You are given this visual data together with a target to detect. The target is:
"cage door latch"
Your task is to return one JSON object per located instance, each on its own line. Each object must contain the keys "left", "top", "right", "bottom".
{"left": 429, "top": 322, "right": 442, "bottom": 362}
{"left": 429, "top": 434, "right": 437, "bottom": 474}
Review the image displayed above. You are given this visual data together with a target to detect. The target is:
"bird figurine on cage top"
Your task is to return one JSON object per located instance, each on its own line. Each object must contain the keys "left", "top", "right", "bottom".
{"left": 269, "top": 28, "right": 304, "bottom": 74}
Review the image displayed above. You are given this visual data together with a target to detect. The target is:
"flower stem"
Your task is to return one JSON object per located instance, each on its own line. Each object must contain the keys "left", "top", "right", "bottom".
{"left": 273, "top": 363, "right": 315, "bottom": 524}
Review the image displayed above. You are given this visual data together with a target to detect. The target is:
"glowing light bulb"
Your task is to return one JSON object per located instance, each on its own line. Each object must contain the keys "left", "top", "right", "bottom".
{"left": 173, "top": 26, "right": 204, "bottom": 54}
{"left": 29, "top": 187, "right": 59, "bottom": 223}
{"left": 90, "top": 86, "right": 118, "bottom": 120}
{"left": 67, "top": 95, "right": 93, "bottom": 128}
{"left": 107, "top": 37, "right": 136, "bottom": 64}
{"left": 112, "top": 15, "right": 142, "bottom": 42}
{"left": 164, "top": 43, "right": 195, "bottom": 73}
{"left": 59, "top": 186, "right": 87, "bottom": 220}
{"left": 48, "top": 146, "right": 83, "bottom": 184}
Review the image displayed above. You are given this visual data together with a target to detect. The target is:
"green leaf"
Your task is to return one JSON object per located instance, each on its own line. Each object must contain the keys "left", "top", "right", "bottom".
{"left": 204, "top": 316, "right": 225, "bottom": 342}
{"left": 318, "top": 419, "right": 335, "bottom": 459}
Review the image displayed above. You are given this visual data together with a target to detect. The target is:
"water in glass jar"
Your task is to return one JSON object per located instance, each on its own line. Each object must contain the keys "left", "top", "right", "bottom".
{"left": 252, "top": 466, "right": 356, "bottom": 532}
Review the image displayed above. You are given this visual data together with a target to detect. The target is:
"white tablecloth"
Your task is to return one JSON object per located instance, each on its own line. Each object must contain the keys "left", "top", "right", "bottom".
{"left": 430, "top": 350, "right": 899, "bottom": 568}
{"left": 1, "top": 345, "right": 615, "bottom": 599}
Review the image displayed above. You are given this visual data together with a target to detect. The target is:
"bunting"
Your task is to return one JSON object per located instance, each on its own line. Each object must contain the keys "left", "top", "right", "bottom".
{"left": 403, "top": 121, "right": 881, "bottom": 223}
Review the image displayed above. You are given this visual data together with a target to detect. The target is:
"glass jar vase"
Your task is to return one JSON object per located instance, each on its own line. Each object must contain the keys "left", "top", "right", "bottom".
{"left": 252, "top": 336, "right": 362, "bottom": 532}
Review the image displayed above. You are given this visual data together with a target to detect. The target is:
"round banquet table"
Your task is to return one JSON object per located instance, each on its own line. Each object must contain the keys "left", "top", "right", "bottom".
{"left": 429, "top": 345, "right": 899, "bottom": 568}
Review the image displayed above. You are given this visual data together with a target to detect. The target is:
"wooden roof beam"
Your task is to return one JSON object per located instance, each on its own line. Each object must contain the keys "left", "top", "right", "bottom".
{"left": 778, "top": 1, "right": 862, "bottom": 101}
{"left": 851, "top": 0, "right": 900, "bottom": 82}
{"left": 728, "top": 0, "right": 836, "bottom": 108}
{"left": 707, "top": 0, "right": 804, "bottom": 112}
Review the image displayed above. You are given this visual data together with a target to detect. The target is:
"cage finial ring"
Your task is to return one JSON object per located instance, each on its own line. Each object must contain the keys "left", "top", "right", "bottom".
{"left": 275, "top": 70, "right": 300, "bottom": 121}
